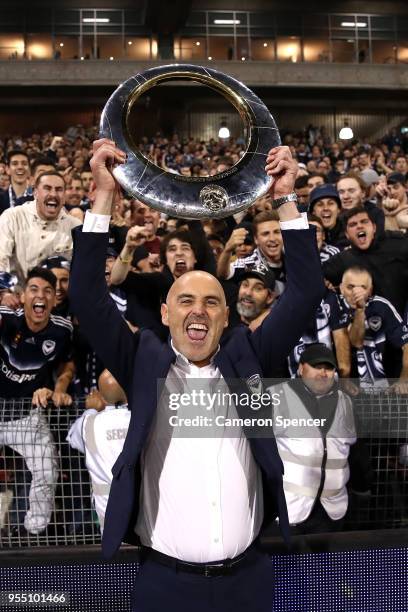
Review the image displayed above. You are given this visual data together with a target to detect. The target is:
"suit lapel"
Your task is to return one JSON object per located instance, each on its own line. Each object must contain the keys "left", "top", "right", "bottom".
{"left": 214, "top": 348, "right": 281, "bottom": 477}
{"left": 123, "top": 334, "right": 175, "bottom": 458}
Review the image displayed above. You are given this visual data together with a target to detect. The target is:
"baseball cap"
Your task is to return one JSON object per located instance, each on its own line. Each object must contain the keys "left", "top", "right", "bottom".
{"left": 360, "top": 168, "right": 380, "bottom": 187}
{"left": 40, "top": 255, "right": 70, "bottom": 271}
{"left": 239, "top": 265, "right": 275, "bottom": 290}
{"left": 106, "top": 247, "right": 119, "bottom": 259}
{"left": 387, "top": 172, "right": 406, "bottom": 185}
{"left": 299, "top": 343, "right": 337, "bottom": 369}
{"left": 132, "top": 245, "right": 150, "bottom": 266}
{"left": 309, "top": 184, "right": 341, "bottom": 212}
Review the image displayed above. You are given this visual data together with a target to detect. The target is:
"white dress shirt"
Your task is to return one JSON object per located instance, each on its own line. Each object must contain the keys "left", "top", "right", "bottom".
{"left": 135, "top": 343, "right": 264, "bottom": 562}
{"left": 82, "top": 209, "right": 308, "bottom": 562}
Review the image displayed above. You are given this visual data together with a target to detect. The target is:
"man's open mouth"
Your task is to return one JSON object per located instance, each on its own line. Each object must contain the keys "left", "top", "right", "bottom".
{"left": 175, "top": 259, "right": 187, "bottom": 273}
{"left": 186, "top": 323, "right": 208, "bottom": 341}
{"left": 45, "top": 199, "right": 59, "bottom": 212}
{"left": 33, "top": 302, "right": 46, "bottom": 315}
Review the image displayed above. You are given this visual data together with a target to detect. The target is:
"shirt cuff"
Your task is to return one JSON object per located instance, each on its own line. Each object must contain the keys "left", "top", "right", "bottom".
{"left": 279, "top": 212, "right": 309, "bottom": 231}
{"left": 82, "top": 210, "right": 111, "bottom": 233}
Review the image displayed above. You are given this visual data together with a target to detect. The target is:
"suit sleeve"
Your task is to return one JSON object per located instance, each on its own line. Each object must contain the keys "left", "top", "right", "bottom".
{"left": 68, "top": 227, "right": 138, "bottom": 394}
{"left": 251, "top": 227, "right": 325, "bottom": 377}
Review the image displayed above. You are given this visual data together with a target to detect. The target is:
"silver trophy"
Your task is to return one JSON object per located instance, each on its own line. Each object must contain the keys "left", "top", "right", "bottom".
{"left": 100, "top": 64, "right": 280, "bottom": 219}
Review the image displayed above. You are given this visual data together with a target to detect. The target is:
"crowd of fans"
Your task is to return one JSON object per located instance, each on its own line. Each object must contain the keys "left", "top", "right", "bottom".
{"left": 0, "top": 122, "right": 407, "bottom": 541}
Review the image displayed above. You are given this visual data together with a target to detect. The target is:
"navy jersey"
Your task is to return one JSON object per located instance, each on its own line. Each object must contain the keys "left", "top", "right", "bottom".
{"left": 288, "top": 289, "right": 347, "bottom": 376}
{"left": 338, "top": 295, "right": 408, "bottom": 387}
{"left": 0, "top": 307, "right": 73, "bottom": 401}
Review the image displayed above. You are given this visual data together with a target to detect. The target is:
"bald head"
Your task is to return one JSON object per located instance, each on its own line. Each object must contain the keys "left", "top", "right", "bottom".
{"left": 98, "top": 370, "right": 127, "bottom": 404}
{"left": 167, "top": 271, "right": 226, "bottom": 306}
{"left": 162, "top": 271, "right": 229, "bottom": 367}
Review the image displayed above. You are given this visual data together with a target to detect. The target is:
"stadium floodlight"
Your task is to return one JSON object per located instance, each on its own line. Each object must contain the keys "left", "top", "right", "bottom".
{"left": 339, "top": 120, "right": 354, "bottom": 140}
{"left": 214, "top": 19, "right": 241, "bottom": 25}
{"left": 218, "top": 120, "right": 230, "bottom": 139}
{"left": 83, "top": 18, "right": 110, "bottom": 23}
{"left": 341, "top": 21, "right": 367, "bottom": 27}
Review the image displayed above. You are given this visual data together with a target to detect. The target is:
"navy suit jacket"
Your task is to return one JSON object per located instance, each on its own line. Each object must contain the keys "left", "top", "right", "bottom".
{"left": 69, "top": 225, "right": 325, "bottom": 560}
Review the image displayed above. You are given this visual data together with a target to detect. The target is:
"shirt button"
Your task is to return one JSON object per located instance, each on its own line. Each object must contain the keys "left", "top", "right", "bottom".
{"left": 212, "top": 501, "right": 217, "bottom": 507}
{"left": 41, "top": 235, "right": 45, "bottom": 239}
{"left": 214, "top": 538, "right": 219, "bottom": 543}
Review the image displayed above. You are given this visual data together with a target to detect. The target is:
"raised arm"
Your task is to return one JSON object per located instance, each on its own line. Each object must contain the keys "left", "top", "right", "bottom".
{"left": 251, "top": 146, "right": 325, "bottom": 375}
{"left": 216, "top": 228, "right": 248, "bottom": 279}
{"left": 110, "top": 225, "right": 148, "bottom": 285}
{"left": 69, "top": 139, "right": 138, "bottom": 393}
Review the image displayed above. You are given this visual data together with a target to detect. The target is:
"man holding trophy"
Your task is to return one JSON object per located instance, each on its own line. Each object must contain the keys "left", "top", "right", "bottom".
{"left": 69, "top": 133, "right": 324, "bottom": 612}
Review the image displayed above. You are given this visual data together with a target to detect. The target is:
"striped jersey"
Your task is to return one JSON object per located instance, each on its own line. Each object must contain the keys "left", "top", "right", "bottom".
{"left": 320, "top": 243, "right": 340, "bottom": 264}
{"left": 0, "top": 306, "right": 73, "bottom": 401}
{"left": 288, "top": 290, "right": 348, "bottom": 377}
{"left": 337, "top": 294, "right": 408, "bottom": 387}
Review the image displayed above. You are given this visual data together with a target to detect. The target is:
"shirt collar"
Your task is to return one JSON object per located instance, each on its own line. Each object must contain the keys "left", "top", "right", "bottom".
{"left": 170, "top": 338, "right": 220, "bottom": 367}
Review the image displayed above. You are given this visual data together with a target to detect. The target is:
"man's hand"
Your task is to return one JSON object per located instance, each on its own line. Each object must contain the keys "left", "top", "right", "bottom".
{"left": 85, "top": 389, "right": 106, "bottom": 411}
{"left": 90, "top": 138, "right": 126, "bottom": 194}
{"left": 224, "top": 228, "right": 248, "bottom": 254}
{"left": 265, "top": 146, "right": 298, "bottom": 199}
{"left": 352, "top": 288, "right": 367, "bottom": 310}
{"left": 0, "top": 292, "right": 21, "bottom": 309}
{"left": 339, "top": 378, "right": 360, "bottom": 397}
{"left": 388, "top": 380, "right": 408, "bottom": 395}
{"left": 125, "top": 225, "right": 148, "bottom": 250}
{"left": 375, "top": 176, "right": 388, "bottom": 199}
{"left": 32, "top": 388, "right": 53, "bottom": 408}
{"left": 383, "top": 197, "right": 400, "bottom": 212}
{"left": 52, "top": 391, "right": 73, "bottom": 408}
{"left": 50, "top": 136, "right": 64, "bottom": 152}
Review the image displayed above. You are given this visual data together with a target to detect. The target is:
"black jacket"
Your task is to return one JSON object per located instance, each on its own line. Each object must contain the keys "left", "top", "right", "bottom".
{"left": 323, "top": 231, "right": 408, "bottom": 315}
{"left": 69, "top": 225, "right": 325, "bottom": 559}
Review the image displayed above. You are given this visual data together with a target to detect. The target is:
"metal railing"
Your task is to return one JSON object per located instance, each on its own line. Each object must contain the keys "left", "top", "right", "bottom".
{"left": 0, "top": 392, "right": 407, "bottom": 548}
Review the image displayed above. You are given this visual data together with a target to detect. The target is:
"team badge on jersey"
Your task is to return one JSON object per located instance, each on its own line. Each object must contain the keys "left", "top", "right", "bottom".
{"left": 368, "top": 316, "right": 382, "bottom": 332}
{"left": 246, "top": 373, "right": 263, "bottom": 395}
{"left": 42, "top": 340, "right": 56, "bottom": 356}
{"left": 11, "top": 332, "right": 21, "bottom": 348}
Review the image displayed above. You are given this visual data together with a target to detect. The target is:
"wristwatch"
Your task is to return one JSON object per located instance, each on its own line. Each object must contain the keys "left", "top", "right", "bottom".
{"left": 272, "top": 192, "right": 298, "bottom": 210}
